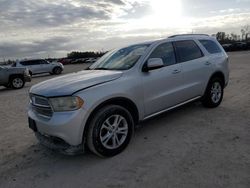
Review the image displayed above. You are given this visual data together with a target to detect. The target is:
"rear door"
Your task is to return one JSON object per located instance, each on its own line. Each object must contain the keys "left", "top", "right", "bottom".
{"left": 29, "top": 60, "right": 41, "bottom": 74}
{"left": 20, "top": 60, "right": 40, "bottom": 74}
{"left": 173, "top": 40, "right": 213, "bottom": 99}
{"left": 39, "top": 60, "right": 51, "bottom": 73}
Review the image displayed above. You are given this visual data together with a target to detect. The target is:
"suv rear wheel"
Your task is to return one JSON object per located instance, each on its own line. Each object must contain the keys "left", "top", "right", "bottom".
{"left": 202, "top": 77, "right": 224, "bottom": 108}
{"left": 10, "top": 76, "right": 25, "bottom": 89}
{"left": 87, "top": 105, "right": 134, "bottom": 157}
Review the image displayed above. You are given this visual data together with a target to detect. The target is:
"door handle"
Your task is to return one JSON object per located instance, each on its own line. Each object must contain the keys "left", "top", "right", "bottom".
{"left": 205, "top": 61, "right": 211, "bottom": 65}
{"left": 172, "top": 69, "right": 181, "bottom": 74}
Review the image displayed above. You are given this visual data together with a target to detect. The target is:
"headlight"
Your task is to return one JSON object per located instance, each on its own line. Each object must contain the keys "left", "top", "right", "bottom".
{"left": 49, "top": 96, "right": 84, "bottom": 112}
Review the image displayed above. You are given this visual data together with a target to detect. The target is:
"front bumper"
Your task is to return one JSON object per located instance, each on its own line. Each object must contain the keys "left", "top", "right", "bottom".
{"left": 35, "top": 132, "right": 84, "bottom": 155}
{"left": 28, "top": 104, "right": 88, "bottom": 147}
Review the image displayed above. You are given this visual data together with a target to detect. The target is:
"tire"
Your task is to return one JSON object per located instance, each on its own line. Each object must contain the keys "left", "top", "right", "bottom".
{"left": 87, "top": 105, "right": 134, "bottom": 157}
{"left": 202, "top": 77, "right": 224, "bottom": 108}
{"left": 53, "top": 67, "right": 62, "bottom": 75}
{"left": 10, "top": 76, "right": 25, "bottom": 89}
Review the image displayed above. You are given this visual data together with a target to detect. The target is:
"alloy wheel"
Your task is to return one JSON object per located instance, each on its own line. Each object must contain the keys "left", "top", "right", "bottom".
{"left": 12, "top": 78, "right": 24, "bottom": 88}
{"left": 99, "top": 115, "right": 128, "bottom": 150}
{"left": 211, "top": 82, "right": 222, "bottom": 103}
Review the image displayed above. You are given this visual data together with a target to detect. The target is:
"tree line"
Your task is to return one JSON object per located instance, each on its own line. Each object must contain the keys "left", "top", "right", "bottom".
{"left": 214, "top": 25, "right": 250, "bottom": 43}
{"left": 67, "top": 51, "right": 106, "bottom": 59}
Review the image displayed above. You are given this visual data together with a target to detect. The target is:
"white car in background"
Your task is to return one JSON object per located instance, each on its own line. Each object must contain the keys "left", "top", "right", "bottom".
{"left": 13, "top": 59, "right": 64, "bottom": 76}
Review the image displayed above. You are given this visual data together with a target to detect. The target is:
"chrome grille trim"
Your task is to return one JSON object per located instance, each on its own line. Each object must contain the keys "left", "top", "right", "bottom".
{"left": 30, "top": 94, "right": 53, "bottom": 118}
{"left": 31, "top": 95, "right": 50, "bottom": 107}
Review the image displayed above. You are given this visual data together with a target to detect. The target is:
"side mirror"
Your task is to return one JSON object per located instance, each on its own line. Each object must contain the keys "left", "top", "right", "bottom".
{"left": 143, "top": 58, "right": 164, "bottom": 72}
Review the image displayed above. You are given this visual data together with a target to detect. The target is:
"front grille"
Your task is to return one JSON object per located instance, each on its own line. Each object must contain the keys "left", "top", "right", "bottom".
{"left": 30, "top": 94, "right": 53, "bottom": 118}
{"left": 32, "top": 105, "right": 53, "bottom": 118}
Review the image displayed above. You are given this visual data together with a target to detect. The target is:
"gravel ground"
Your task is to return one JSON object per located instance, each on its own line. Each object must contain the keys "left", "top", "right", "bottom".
{"left": 0, "top": 52, "right": 249, "bottom": 188}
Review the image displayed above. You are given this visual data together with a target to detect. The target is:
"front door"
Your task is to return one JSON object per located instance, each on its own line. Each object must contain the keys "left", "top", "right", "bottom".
{"left": 142, "top": 42, "right": 184, "bottom": 117}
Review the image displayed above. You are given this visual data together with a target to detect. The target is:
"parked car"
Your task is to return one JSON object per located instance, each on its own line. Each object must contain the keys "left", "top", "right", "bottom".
{"left": 28, "top": 34, "right": 229, "bottom": 157}
{"left": 0, "top": 66, "right": 31, "bottom": 89}
{"left": 221, "top": 43, "right": 233, "bottom": 51}
{"left": 232, "top": 42, "right": 247, "bottom": 51}
{"left": 57, "top": 58, "right": 72, "bottom": 65}
{"left": 13, "top": 59, "right": 64, "bottom": 76}
{"left": 85, "top": 58, "right": 98, "bottom": 63}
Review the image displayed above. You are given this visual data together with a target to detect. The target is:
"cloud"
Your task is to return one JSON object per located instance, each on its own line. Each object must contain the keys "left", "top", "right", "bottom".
{"left": 0, "top": 0, "right": 114, "bottom": 29}
{"left": 103, "top": 0, "right": 126, "bottom": 5}
{"left": 0, "top": 37, "right": 73, "bottom": 59}
{"left": 120, "top": 1, "right": 152, "bottom": 19}
{"left": 0, "top": 0, "right": 250, "bottom": 59}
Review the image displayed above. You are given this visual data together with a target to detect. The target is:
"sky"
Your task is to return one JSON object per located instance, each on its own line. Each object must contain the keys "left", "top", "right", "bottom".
{"left": 0, "top": 0, "right": 250, "bottom": 60}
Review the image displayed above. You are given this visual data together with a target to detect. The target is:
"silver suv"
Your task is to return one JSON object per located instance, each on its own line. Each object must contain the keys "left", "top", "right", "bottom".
{"left": 13, "top": 59, "right": 64, "bottom": 76}
{"left": 28, "top": 34, "right": 229, "bottom": 157}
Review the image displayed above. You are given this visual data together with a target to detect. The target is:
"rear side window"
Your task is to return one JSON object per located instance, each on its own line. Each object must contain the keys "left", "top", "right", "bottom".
{"left": 199, "top": 40, "right": 222, "bottom": 54}
{"left": 39, "top": 60, "right": 48, "bottom": 64}
{"left": 32, "top": 60, "right": 41, "bottom": 65}
{"left": 21, "top": 60, "right": 40, "bottom": 65}
{"left": 20, "top": 61, "right": 28, "bottom": 66}
{"left": 149, "top": 42, "right": 176, "bottom": 66}
{"left": 174, "top": 40, "right": 203, "bottom": 63}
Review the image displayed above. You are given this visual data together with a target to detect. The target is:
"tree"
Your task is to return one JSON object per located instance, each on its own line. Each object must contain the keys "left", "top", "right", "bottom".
{"left": 241, "top": 28, "right": 246, "bottom": 40}
{"left": 216, "top": 32, "right": 226, "bottom": 41}
{"left": 67, "top": 51, "right": 106, "bottom": 59}
{"left": 230, "top": 33, "right": 237, "bottom": 41}
{"left": 241, "top": 25, "right": 250, "bottom": 41}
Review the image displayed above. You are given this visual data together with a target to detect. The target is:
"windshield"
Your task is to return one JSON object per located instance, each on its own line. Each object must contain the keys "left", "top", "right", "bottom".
{"left": 89, "top": 44, "right": 150, "bottom": 70}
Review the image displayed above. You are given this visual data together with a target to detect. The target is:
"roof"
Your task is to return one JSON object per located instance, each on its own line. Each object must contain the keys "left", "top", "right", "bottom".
{"left": 168, "top": 34, "right": 210, "bottom": 38}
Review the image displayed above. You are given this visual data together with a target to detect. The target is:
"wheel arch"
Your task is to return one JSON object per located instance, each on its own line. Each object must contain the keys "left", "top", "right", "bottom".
{"left": 9, "top": 74, "right": 24, "bottom": 82}
{"left": 208, "top": 71, "right": 225, "bottom": 88}
{"left": 53, "top": 66, "right": 62, "bottom": 70}
{"left": 82, "top": 97, "right": 139, "bottom": 141}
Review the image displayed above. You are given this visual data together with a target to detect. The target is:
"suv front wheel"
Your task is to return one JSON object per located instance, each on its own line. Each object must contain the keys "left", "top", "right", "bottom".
{"left": 53, "top": 67, "right": 62, "bottom": 75}
{"left": 202, "top": 77, "right": 224, "bottom": 108}
{"left": 87, "top": 105, "right": 134, "bottom": 157}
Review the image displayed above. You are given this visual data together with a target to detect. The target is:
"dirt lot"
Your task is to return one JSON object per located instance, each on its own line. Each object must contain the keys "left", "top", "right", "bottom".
{"left": 0, "top": 52, "right": 250, "bottom": 188}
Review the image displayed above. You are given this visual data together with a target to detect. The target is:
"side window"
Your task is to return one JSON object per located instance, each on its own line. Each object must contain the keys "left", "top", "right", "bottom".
{"left": 20, "top": 61, "right": 28, "bottom": 66}
{"left": 149, "top": 42, "right": 176, "bottom": 66}
{"left": 32, "top": 60, "right": 40, "bottom": 65}
{"left": 38, "top": 60, "right": 46, "bottom": 64}
{"left": 199, "top": 40, "right": 222, "bottom": 54}
{"left": 41, "top": 60, "right": 48, "bottom": 64}
{"left": 174, "top": 40, "right": 203, "bottom": 63}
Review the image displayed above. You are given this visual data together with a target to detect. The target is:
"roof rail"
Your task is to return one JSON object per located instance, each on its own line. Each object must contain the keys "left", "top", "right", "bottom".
{"left": 168, "top": 34, "right": 210, "bottom": 38}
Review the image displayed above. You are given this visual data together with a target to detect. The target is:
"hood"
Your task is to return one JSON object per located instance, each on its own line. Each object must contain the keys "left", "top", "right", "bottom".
{"left": 30, "top": 70, "right": 123, "bottom": 97}
{"left": 51, "top": 62, "right": 63, "bottom": 66}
